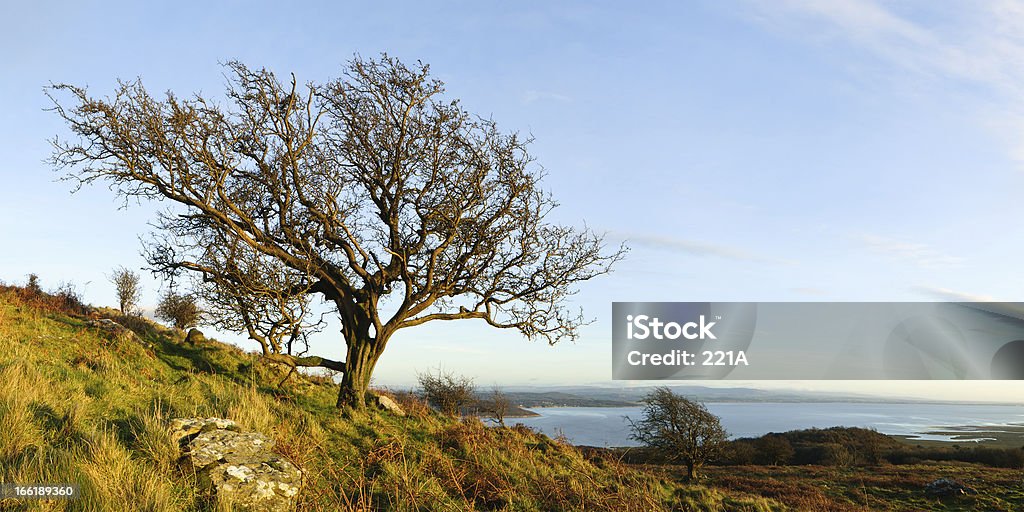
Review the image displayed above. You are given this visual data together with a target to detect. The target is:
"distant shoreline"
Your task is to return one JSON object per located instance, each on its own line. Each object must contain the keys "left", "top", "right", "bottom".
{"left": 511, "top": 403, "right": 1024, "bottom": 448}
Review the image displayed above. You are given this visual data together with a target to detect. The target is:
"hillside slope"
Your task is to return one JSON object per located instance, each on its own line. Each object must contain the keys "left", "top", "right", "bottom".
{"left": 0, "top": 284, "right": 780, "bottom": 511}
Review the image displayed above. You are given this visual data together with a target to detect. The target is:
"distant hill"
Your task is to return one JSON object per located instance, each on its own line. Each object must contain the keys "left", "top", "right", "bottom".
{"left": 502, "top": 391, "right": 636, "bottom": 409}
{"left": 504, "top": 384, "right": 1024, "bottom": 406}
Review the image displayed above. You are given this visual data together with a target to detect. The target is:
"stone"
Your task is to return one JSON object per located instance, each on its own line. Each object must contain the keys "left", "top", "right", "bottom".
{"left": 185, "top": 328, "right": 206, "bottom": 344}
{"left": 188, "top": 430, "right": 273, "bottom": 468}
{"left": 171, "top": 417, "right": 302, "bottom": 512}
{"left": 924, "top": 478, "right": 977, "bottom": 497}
{"left": 87, "top": 318, "right": 136, "bottom": 342}
{"left": 375, "top": 394, "right": 406, "bottom": 416}
{"left": 200, "top": 457, "right": 302, "bottom": 511}
{"left": 169, "top": 417, "right": 240, "bottom": 444}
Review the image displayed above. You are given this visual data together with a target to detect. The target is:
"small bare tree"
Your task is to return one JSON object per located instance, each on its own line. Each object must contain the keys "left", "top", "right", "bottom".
{"left": 156, "top": 291, "right": 202, "bottom": 330}
{"left": 417, "top": 368, "right": 476, "bottom": 417}
{"left": 628, "top": 387, "right": 728, "bottom": 480}
{"left": 487, "top": 387, "right": 511, "bottom": 427}
{"left": 109, "top": 266, "right": 142, "bottom": 315}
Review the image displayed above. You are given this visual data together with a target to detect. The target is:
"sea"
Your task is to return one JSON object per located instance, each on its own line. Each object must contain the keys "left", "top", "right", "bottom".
{"left": 509, "top": 402, "right": 1024, "bottom": 447}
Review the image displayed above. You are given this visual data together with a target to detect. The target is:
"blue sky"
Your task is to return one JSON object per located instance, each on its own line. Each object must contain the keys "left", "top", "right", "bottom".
{"left": 3, "top": 1, "right": 1024, "bottom": 401}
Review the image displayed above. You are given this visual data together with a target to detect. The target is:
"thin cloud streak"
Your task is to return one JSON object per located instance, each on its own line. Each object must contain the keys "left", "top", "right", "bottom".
{"left": 612, "top": 231, "right": 796, "bottom": 264}
{"left": 911, "top": 285, "right": 1000, "bottom": 302}
{"left": 742, "top": 0, "right": 1024, "bottom": 162}
{"left": 856, "top": 233, "right": 964, "bottom": 269}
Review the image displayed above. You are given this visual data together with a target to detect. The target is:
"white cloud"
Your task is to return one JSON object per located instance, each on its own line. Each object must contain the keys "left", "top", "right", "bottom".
{"left": 791, "top": 287, "right": 828, "bottom": 296}
{"left": 742, "top": 0, "right": 1024, "bottom": 163}
{"left": 857, "top": 233, "right": 964, "bottom": 268}
{"left": 910, "top": 285, "right": 1000, "bottom": 302}
{"left": 613, "top": 231, "right": 795, "bottom": 264}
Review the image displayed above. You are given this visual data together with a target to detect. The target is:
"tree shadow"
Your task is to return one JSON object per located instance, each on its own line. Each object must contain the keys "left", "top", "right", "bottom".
{"left": 153, "top": 337, "right": 232, "bottom": 377}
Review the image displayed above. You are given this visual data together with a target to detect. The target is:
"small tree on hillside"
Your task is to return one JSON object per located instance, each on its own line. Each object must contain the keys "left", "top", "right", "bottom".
{"left": 26, "top": 274, "right": 41, "bottom": 295}
{"left": 156, "top": 291, "right": 202, "bottom": 330}
{"left": 487, "top": 387, "right": 511, "bottom": 427}
{"left": 417, "top": 368, "right": 476, "bottom": 416}
{"left": 109, "top": 266, "right": 142, "bottom": 315}
{"left": 628, "top": 387, "right": 728, "bottom": 480}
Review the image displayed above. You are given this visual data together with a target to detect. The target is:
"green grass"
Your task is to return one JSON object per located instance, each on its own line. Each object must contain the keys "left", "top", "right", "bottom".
{"left": 0, "top": 286, "right": 781, "bottom": 511}
{"left": 4, "top": 285, "right": 1022, "bottom": 511}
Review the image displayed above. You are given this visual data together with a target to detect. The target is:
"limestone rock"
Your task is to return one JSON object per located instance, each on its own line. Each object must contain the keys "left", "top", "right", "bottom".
{"left": 171, "top": 417, "right": 302, "bottom": 511}
{"left": 375, "top": 394, "right": 406, "bottom": 416}
{"left": 185, "top": 328, "right": 206, "bottom": 344}
{"left": 87, "top": 318, "right": 135, "bottom": 342}
{"left": 201, "top": 457, "right": 302, "bottom": 511}
{"left": 924, "top": 478, "right": 977, "bottom": 497}
{"left": 188, "top": 430, "right": 273, "bottom": 468}
{"left": 169, "top": 417, "right": 240, "bottom": 444}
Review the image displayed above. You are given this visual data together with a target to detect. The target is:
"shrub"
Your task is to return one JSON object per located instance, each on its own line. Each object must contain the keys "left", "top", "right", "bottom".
{"left": 417, "top": 368, "right": 476, "bottom": 416}
{"left": 155, "top": 291, "right": 202, "bottom": 330}
{"left": 26, "top": 273, "right": 41, "bottom": 295}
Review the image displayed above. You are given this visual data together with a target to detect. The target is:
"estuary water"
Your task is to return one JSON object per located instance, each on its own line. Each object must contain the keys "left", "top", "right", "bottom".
{"left": 510, "top": 402, "right": 1024, "bottom": 447}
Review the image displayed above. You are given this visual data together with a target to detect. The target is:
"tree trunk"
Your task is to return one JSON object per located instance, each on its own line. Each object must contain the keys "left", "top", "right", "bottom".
{"left": 335, "top": 335, "right": 384, "bottom": 409}
{"left": 686, "top": 461, "right": 696, "bottom": 481}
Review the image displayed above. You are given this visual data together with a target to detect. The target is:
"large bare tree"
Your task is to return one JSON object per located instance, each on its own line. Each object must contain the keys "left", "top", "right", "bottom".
{"left": 48, "top": 55, "right": 625, "bottom": 408}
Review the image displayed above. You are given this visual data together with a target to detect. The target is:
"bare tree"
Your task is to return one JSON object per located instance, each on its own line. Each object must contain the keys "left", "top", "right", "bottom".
{"left": 628, "top": 387, "right": 728, "bottom": 480}
{"left": 109, "top": 266, "right": 142, "bottom": 315}
{"left": 47, "top": 54, "right": 626, "bottom": 408}
{"left": 156, "top": 291, "right": 202, "bottom": 330}
{"left": 417, "top": 368, "right": 476, "bottom": 417}
{"left": 487, "top": 387, "right": 511, "bottom": 427}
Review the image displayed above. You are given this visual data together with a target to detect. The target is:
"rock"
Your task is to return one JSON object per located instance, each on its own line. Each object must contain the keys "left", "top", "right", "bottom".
{"left": 375, "top": 394, "right": 406, "bottom": 416}
{"left": 188, "top": 430, "right": 273, "bottom": 468}
{"left": 924, "top": 478, "right": 977, "bottom": 497}
{"left": 169, "top": 417, "right": 240, "bottom": 444}
{"left": 88, "top": 318, "right": 136, "bottom": 342}
{"left": 172, "top": 417, "right": 301, "bottom": 511}
{"left": 200, "top": 457, "right": 302, "bottom": 511}
{"left": 185, "top": 328, "right": 206, "bottom": 344}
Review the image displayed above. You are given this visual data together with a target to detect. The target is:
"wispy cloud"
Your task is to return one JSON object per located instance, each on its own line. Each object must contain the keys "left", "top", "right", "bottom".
{"left": 791, "top": 287, "right": 828, "bottom": 296}
{"left": 742, "top": 0, "right": 1024, "bottom": 162}
{"left": 856, "top": 233, "right": 964, "bottom": 268}
{"left": 911, "top": 285, "right": 1000, "bottom": 302}
{"left": 521, "top": 89, "right": 572, "bottom": 105}
{"left": 612, "top": 231, "right": 794, "bottom": 264}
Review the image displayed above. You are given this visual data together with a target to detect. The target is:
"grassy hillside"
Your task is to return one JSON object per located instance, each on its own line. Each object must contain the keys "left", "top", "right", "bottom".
{"left": 0, "top": 284, "right": 781, "bottom": 511}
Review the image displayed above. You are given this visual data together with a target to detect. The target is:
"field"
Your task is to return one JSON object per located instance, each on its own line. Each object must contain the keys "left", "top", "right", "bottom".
{"left": 697, "top": 464, "right": 1023, "bottom": 511}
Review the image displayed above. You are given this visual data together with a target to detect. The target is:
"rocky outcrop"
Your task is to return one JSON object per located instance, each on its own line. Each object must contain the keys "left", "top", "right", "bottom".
{"left": 171, "top": 417, "right": 302, "bottom": 511}
{"left": 924, "top": 478, "right": 977, "bottom": 497}
{"left": 87, "top": 318, "right": 137, "bottom": 343}
{"left": 185, "top": 328, "right": 206, "bottom": 345}
{"left": 375, "top": 394, "right": 406, "bottom": 416}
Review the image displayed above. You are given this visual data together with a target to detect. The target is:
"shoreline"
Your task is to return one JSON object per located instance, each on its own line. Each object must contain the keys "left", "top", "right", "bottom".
{"left": 513, "top": 404, "right": 1024, "bottom": 447}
